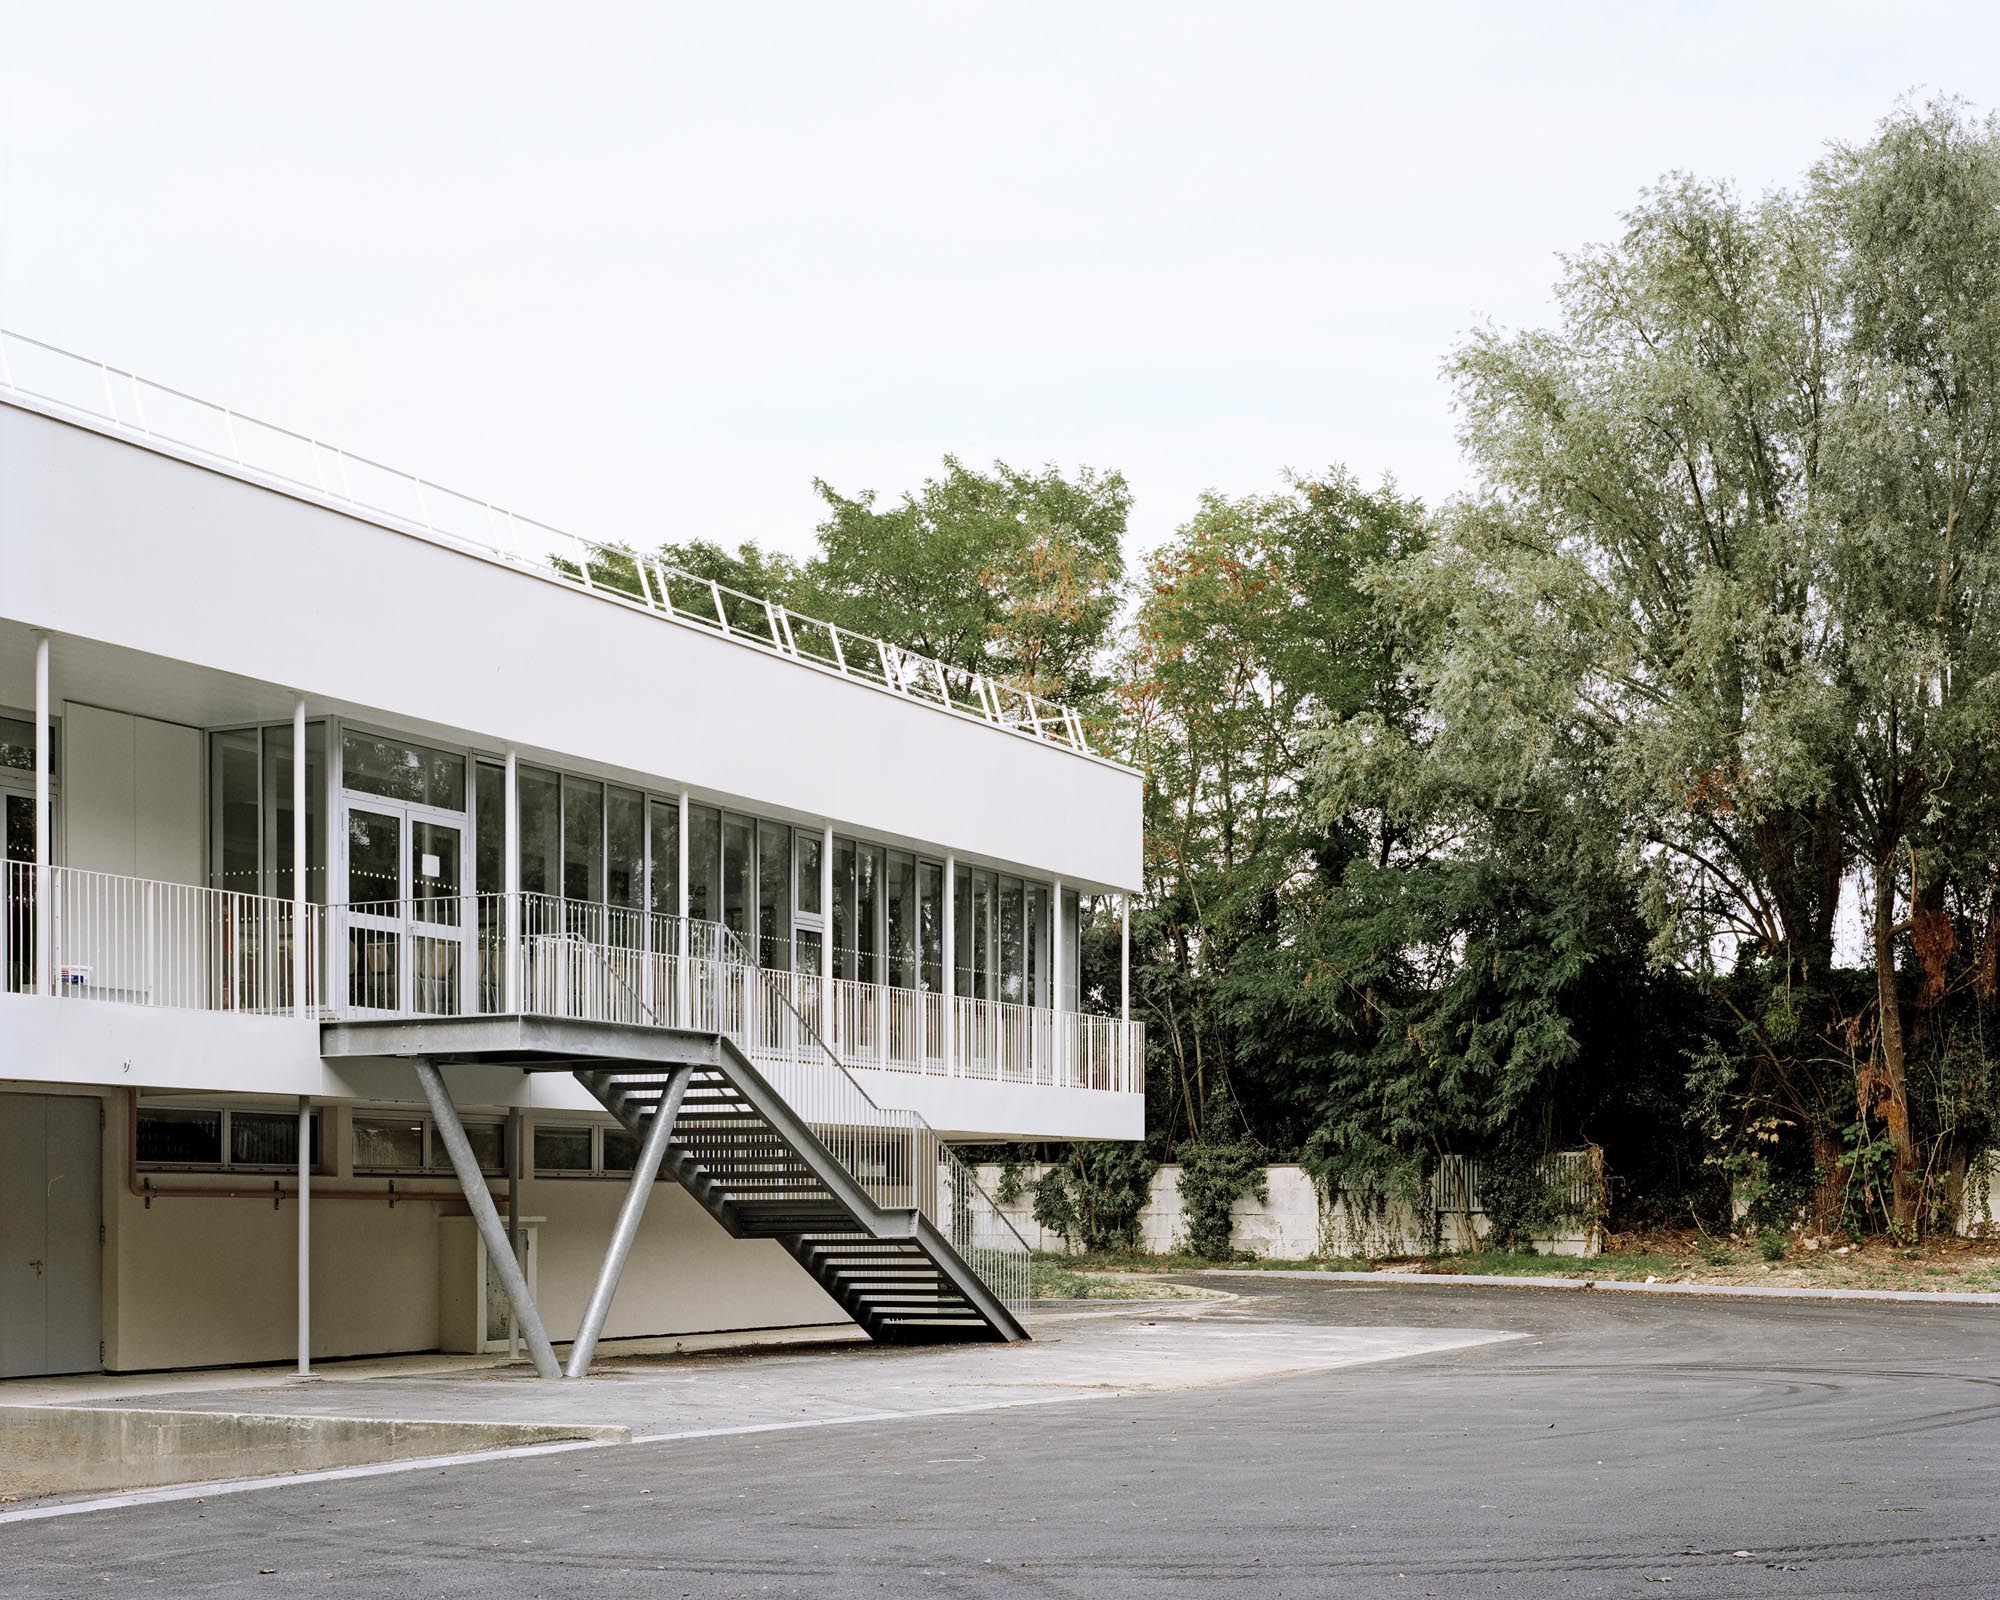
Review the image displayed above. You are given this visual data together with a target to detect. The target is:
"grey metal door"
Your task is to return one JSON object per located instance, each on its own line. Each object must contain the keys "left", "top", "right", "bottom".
{"left": 0, "top": 1094, "right": 102, "bottom": 1377}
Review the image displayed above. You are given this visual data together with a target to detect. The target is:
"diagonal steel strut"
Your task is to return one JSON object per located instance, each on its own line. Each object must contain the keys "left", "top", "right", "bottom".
{"left": 413, "top": 1059, "right": 562, "bottom": 1380}
{"left": 566, "top": 1067, "right": 693, "bottom": 1378}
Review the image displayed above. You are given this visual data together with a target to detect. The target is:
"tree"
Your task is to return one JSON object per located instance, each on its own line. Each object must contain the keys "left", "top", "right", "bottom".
{"left": 1376, "top": 98, "right": 2000, "bottom": 1230}
{"left": 805, "top": 457, "right": 1130, "bottom": 701}
{"left": 1117, "top": 472, "right": 1427, "bottom": 1152}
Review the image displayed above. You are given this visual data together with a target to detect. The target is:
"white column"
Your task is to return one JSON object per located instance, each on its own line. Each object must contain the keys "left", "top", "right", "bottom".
{"left": 506, "top": 1104, "right": 523, "bottom": 1361}
{"left": 942, "top": 854, "right": 956, "bottom": 1076}
{"left": 1121, "top": 894, "right": 1132, "bottom": 1092}
{"left": 503, "top": 749, "right": 520, "bottom": 1012}
{"left": 676, "top": 790, "right": 690, "bottom": 922}
{"left": 1052, "top": 877, "right": 1065, "bottom": 1087}
{"left": 33, "top": 636, "right": 50, "bottom": 997}
{"left": 296, "top": 1094, "right": 311, "bottom": 1375}
{"left": 292, "top": 698, "right": 307, "bottom": 1019}
{"left": 819, "top": 823, "right": 834, "bottom": 1041}
{"left": 675, "top": 789, "right": 690, "bottom": 1021}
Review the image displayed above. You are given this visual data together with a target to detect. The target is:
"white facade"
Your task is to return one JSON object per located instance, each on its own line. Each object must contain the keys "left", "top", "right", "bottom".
{"left": 0, "top": 336, "right": 1144, "bottom": 1376}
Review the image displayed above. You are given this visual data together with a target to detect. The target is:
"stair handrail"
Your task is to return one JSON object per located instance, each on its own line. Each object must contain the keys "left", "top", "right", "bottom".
{"left": 558, "top": 916, "right": 1031, "bottom": 1322}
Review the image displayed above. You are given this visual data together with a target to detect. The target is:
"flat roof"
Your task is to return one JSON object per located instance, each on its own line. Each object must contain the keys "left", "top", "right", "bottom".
{"left": 0, "top": 330, "right": 1128, "bottom": 773}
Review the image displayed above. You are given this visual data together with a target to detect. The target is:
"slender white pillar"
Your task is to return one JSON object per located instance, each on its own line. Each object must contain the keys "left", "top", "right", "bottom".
{"left": 819, "top": 823, "right": 834, "bottom": 1040}
{"left": 503, "top": 749, "right": 520, "bottom": 1012}
{"left": 942, "top": 853, "right": 956, "bottom": 1075}
{"left": 1052, "top": 878, "right": 1065, "bottom": 1087}
{"left": 297, "top": 1095, "right": 311, "bottom": 1374}
{"left": 33, "top": 636, "right": 49, "bottom": 997}
{"left": 1120, "top": 894, "right": 1132, "bottom": 1092}
{"left": 676, "top": 790, "right": 690, "bottom": 923}
{"left": 292, "top": 698, "right": 307, "bottom": 1019}
{"left": 675, "top": 789, "right": 691, "bottom": 1021}
{"left": 506, "top": 1104, "right": 523, "bottom": 1361}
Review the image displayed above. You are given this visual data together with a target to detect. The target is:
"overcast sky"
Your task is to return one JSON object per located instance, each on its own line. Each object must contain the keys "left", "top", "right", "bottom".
{"left": 3, "top": 3, "right": 1995, "bottom": 566}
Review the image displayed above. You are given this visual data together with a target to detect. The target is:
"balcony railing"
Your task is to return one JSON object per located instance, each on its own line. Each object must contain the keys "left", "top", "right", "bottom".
{"left": 0, "top": 329, "right": 1108, "bottom": 760}
{"left": 3, "top": 868, "right": 1141, "bottom": 1099}
{"left": 749, "top": 971, "right": 1142, "bottom": 1094}
{"left": 3, "top": 861, "right": 317, "bottom": 1014}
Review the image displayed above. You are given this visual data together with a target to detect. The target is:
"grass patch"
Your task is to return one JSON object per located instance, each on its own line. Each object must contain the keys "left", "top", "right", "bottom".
{"left": 1030, "top": 1259, "right": 1198, "bottom": 1301}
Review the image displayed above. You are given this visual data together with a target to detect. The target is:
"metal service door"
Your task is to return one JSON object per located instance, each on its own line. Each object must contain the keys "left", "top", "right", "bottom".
{"left": 0, "top": 1094, "right": 103, "bottom": 1377}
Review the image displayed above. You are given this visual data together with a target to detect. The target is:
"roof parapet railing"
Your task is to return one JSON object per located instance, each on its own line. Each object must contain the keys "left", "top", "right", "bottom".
{"left": 0, "top": 328, "right": 1101, "bottom": 760}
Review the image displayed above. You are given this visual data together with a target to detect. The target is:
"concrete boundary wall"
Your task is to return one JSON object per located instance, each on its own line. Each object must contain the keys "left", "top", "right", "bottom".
{"left": 979, "top": 1163, "right": 1604, "bottom": 1259}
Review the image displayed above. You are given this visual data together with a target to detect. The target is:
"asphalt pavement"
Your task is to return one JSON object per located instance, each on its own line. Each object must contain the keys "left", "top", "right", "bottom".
{"left": 4, "top": 1276, "right": 1994, "bottom": 1598}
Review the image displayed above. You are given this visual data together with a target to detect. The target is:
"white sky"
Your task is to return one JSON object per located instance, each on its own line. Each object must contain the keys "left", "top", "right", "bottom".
{"left": 3, "top": 2, "right": 1994, "bottom": 566}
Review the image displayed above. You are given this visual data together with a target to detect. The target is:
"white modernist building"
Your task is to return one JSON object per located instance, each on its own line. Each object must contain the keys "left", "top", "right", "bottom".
{"left": 0, "top": 332, "right": 1143, "bottom": 1379}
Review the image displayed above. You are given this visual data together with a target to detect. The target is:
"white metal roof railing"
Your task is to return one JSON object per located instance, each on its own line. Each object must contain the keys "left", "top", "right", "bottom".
{"left": 0, "top": 329, "right": 1103, "bottom": 760}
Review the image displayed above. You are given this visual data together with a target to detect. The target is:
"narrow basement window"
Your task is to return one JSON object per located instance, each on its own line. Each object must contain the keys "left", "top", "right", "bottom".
{"left": 136, "top": 1108, "right": 223, "bottom": 1166}
{"left": 533, "top": 1124, "right": 594, "bottom": 1175}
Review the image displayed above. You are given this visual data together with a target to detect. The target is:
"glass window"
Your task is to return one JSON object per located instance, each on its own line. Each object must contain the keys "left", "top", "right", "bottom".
{"left": 0, "top": 715, "right": 49, "bottom": 774}
{"left": 687, "top": 805, "right": 721, "bottom": 923}
{"left": 795, "top": 926, "right": 823, "bottom": 978}
{"left": 758, "top": 820, "right": 790, "bottom": 970}
{"left": 1062, "top": 887, "right": 1081, "bottom": 1009}
{"left": 230, "top": 1110, "right": 321, "bottom": 1168}
{"left": 210, "top": 729, "right": 261, "bottom": 896}
{"left": 562, "top": 776, "right": 604, "bottom": 905}
{"left": 919, "top": 861, "right": 943, "bottom": 993}
{"left": 353, "top": 1116, "right": 426, "bottom": 1171}
{"left": 534, "top": 1124, "right": 593, "bottom": 1174}
{"left": 886, "top": 851, "right": 917, "bottom": 990}
{"left": 971, "top": 868, "right": 995, "bottom": 1000}
{"left": 518, "top": 766, "right": 560, "bottom": 899}
{"left": 1026, "top": 883, "right": 1050, "bottom": 1008}
{"left": 722, "top": 813, "right": 754, "bottom": 949}
{"left": 475, "top": 764, "right": 506, "bottom": 898}
{"left": 346, "top": 808, "right": 402, "bottom": 905}
{"left": 796, "top": 831, "right": 823, "bottom": 918}
{"left": 857, "top": 846, "right": 882, "bottom": 985}
{"left": 954, "top": 864, "right": 973, "bottom": 997}
{"left": 607, "top": 788, "right": 645, "bottom": 911}
{"left": 341, "top": 733, "right": 465, "bottom": 810}
{"left": 833, "top": 839, "right": 857, "bottom": 981}
{"left": 475, "top": 764, "right": 506, "bottom": 1010}
{"left": 136, "top": 1108, "right": 222, "bottom": 1165}
{"left": 999, "top": 877, "right": 1024, "bottom": 1003}
{"left": 430, "top": 1120, "right": 506, "bottom": 1176}
{"left": 648, "top": 799, "right": 680, "bottom": 919}
{"left": 602, "top": 1128, "right": 638, "bottom": 1173}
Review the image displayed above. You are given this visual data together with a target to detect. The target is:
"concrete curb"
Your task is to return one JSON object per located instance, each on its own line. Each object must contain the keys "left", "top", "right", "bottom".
{"left": 1200, "top": 1269, "right": 2000, "bottom": 1306}
{"left": 0, "top": 1404, "right": 630, "bottom": 1499}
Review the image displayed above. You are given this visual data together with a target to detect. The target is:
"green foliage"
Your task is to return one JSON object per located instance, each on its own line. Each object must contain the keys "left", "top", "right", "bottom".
{"left": 1175, "top": 1086, "right": 1268, "bottom": 1259}
{"left": 803, "top": 457, "right": 1130, "bottom": 701}
{"left": 1030, "top": 1144, "right": 1159, "bottom": 1253}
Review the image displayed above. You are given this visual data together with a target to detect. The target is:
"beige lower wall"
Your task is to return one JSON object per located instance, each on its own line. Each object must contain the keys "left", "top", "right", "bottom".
{"left": 2, "top": 1085, "right": 846, "bottom": 1374}
{"left": 109, "top": 1176, "right": 841, "bottom": 1372}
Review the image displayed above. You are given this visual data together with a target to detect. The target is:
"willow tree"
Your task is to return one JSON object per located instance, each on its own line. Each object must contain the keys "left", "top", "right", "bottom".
{"left": 1351, "top": 100, "right": 2000, "bottom": 1229}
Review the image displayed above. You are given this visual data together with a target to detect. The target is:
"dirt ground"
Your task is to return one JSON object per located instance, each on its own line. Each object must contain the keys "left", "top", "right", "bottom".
{"left": 1377, "top": 1229, "right": 2000, "bottom": 1292}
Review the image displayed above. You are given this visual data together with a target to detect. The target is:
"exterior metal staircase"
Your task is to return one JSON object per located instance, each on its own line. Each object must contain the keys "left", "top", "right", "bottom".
{"left": 575, "top": 1039, "right": 1026, "bottom": 1343}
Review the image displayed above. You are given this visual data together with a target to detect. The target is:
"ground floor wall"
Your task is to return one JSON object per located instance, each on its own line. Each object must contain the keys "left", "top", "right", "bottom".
{"left": 1, "top": 1085, "right": 845, "bottom": 1375}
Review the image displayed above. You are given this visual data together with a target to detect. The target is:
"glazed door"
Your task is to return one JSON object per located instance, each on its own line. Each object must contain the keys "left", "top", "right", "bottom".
{"left": 343, "top": 803, "right": 467, "bottom": 1014}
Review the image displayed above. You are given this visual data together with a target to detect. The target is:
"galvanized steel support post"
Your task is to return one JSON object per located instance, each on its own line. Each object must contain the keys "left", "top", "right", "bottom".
{"left": 415, "top": 1059, "right": 561, "bottom": 1379}
{"left": 566, "top": 1069, "right": 691, "bottom": 1378}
